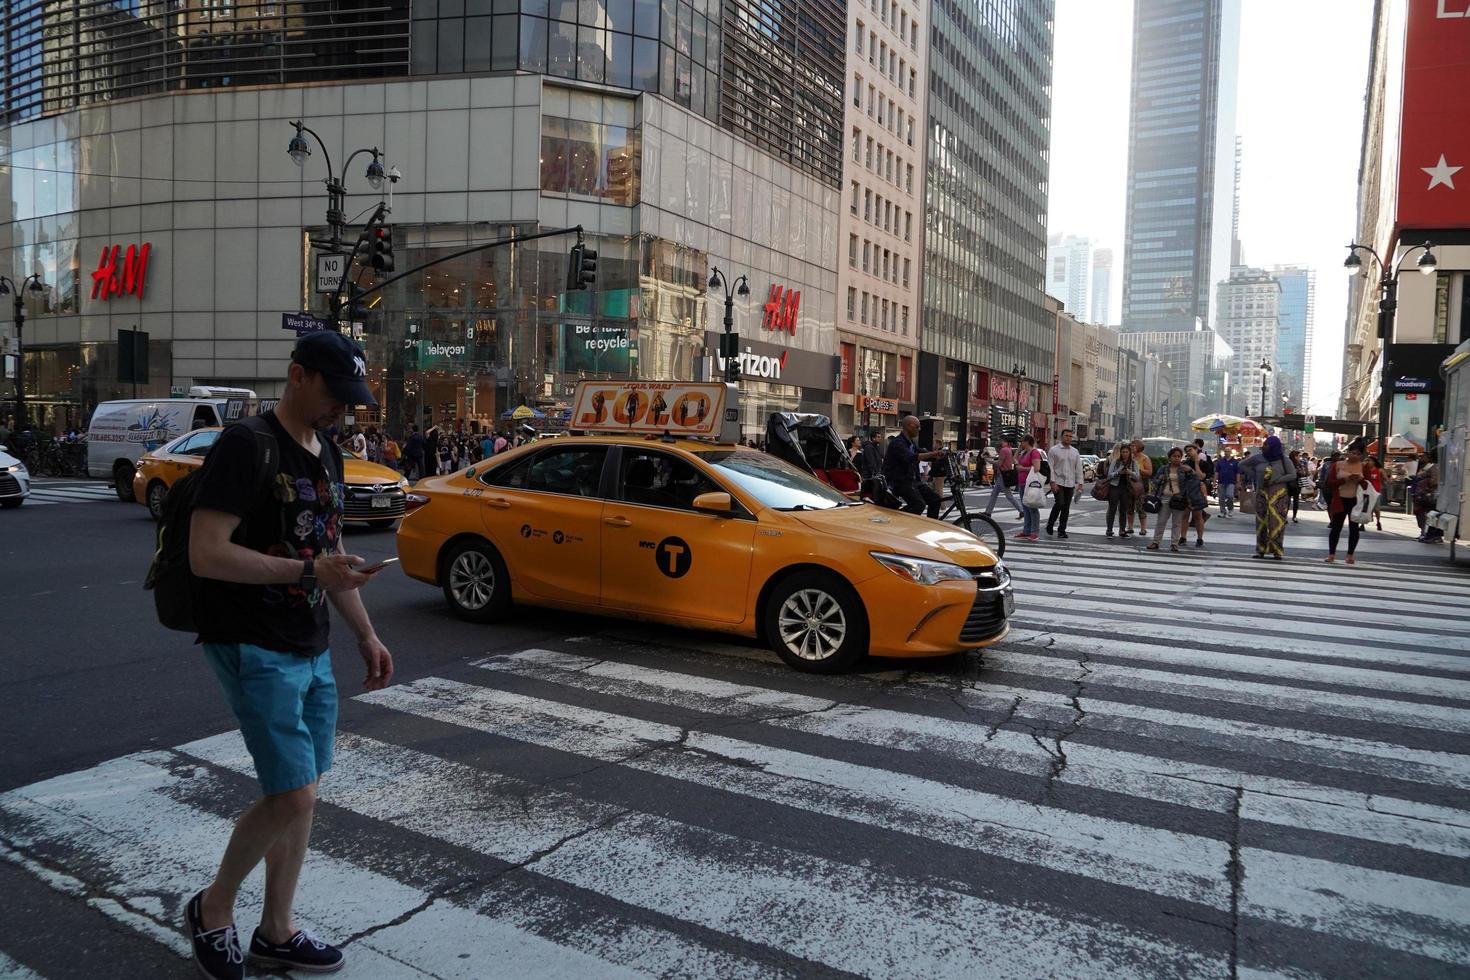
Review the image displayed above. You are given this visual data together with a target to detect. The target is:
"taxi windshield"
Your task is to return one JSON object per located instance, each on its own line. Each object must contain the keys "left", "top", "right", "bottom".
{"left": 696, "top": 450, "right": 856, "bottom": 511}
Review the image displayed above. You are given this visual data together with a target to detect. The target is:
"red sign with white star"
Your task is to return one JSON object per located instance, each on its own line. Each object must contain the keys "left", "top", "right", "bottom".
{"left": 1397, "top": 0, "right": 1470, "bottom": 231}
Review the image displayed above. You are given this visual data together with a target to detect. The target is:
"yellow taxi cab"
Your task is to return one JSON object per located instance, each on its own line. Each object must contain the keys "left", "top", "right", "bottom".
{"left": 396, "top": 382, "right": 1011, "bottom": 672}
{"left": 132, "top": 426, "right": 410, "bottom": 525}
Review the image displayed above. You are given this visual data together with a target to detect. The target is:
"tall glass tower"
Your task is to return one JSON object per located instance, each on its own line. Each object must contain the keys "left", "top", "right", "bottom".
{"left": 1119, "top": 0, "right": 1240, "bottom": 333}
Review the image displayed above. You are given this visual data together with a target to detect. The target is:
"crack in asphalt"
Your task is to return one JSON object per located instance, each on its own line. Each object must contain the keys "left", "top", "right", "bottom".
{"left": 1226, "top": 786, "right": 1245, "bottom": 980}
{"left": 1040, "top": 646, "right": 1092, "bottom": 803}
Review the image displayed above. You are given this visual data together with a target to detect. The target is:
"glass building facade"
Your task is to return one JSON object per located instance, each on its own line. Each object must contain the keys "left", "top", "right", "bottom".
{"left": 921, "top": 0, "right": 1054, "bottom": 440}
{"left": 1119, "top": 0, "right": 1239, "bottom": 334}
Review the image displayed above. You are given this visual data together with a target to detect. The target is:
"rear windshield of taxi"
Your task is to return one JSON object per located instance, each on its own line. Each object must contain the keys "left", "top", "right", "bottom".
{"left": 695, "top": 450, "right": 855, "bottom": 511}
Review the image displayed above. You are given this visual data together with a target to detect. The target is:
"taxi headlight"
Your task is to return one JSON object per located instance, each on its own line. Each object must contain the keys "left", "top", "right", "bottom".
{"left": 871, "top": 552, "right": 972, "bottom": 586}
{"left": 398, "top": 477, "right": 410, "bottom": 490}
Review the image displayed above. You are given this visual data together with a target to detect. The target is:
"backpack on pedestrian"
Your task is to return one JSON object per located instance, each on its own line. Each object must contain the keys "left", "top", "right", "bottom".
{"left": 144, "top": 417, "right": 342, "bottom": 633}
{"left": 144, "top": 416, "right": 280, "bottom": 633}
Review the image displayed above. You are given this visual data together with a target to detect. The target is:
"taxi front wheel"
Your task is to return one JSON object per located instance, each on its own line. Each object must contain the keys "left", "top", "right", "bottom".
{"left": 764, "top": 571, "right": 868, "bottom": 674}
{"left": 442, "top": 539, "right": 512, "bottom": 622}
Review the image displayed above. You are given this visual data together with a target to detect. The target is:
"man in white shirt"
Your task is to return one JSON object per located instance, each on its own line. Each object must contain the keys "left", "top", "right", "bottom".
{"left": 1045, "top": 428, "right": 1083, "bottom": 539}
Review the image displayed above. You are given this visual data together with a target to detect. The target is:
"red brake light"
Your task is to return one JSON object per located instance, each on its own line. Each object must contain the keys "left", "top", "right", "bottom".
{"left": 403, "top": 492, "right": 431, "bottom": 514}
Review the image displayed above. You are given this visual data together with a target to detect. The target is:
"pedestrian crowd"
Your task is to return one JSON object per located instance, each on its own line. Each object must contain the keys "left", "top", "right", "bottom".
{"left": 324, "top": 419, "right": 541, "bottom": 481}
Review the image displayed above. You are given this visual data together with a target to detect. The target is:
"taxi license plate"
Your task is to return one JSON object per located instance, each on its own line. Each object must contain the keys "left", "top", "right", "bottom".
{"left": 1002, "top": 590, "right": 1015, "bottom": 617}
{"left": 371, "top": 494, "right": 392, "bottom": 509}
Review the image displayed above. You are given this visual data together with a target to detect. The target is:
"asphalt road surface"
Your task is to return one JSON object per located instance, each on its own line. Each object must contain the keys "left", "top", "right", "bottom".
{"left": 1, "top": 486, "right": 1467, "bottom": 979}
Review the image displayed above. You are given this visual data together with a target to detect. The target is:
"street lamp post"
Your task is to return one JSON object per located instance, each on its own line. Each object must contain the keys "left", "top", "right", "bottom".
{"left": 707, "top": 267, "right": 750, "bottom": 384}
{"left": 1010, "top": 363, "right": 1027, "bottom": 443}
{"left": 287, "top": 121, "right": 392, "bottom": 321}
{"left": 0, "top": 274, "right": 48, "bottom": 433}
{"left": 1257, "top": 358, "right": 1272, "bottom": 419}
{"left": 1344, "top": 239, "right": 1437, "bottom": 459}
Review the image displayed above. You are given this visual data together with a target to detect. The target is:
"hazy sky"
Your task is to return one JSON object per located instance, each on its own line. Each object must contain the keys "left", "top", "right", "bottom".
{"left": 1046, "top": 0, "right": 1375, "bottom": 415}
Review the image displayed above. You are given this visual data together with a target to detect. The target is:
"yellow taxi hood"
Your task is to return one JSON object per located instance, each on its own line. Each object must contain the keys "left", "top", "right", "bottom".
{"left": 788, "top": 505, "right": 999, "bottom": 567}
{"left": 342, "top": 457, "right": 406, "bottom": 485}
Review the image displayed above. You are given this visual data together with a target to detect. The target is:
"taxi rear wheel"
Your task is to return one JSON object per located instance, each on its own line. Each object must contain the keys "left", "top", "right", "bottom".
{"left": 145, "top": 480, "right": 169, "bottom": 521}
{"left": 764, "top": 571, "right": 868, "bottom": 674}
{"left": 442, "top": 539, "right": 511, "bottom": 622}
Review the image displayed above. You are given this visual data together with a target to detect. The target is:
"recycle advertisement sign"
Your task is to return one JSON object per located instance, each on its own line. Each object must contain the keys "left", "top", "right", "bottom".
{"left": 560, "top": 287, "right": 635, "bottom": 374}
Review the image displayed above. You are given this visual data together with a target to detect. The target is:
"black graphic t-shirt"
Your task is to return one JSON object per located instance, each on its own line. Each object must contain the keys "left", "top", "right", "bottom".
{"left": 194, "top": 412, "right": 344, "bottom": 656}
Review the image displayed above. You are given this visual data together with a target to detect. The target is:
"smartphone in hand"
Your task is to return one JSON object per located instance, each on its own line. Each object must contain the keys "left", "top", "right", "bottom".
{"left": 357, "top": 557, "right": 400, "bottom": 575}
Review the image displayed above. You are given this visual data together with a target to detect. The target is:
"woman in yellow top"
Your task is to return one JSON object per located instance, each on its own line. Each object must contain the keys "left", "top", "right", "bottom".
{"left": 1325, "top": 442, "right": 1367, "bottom": 564}
{"left": 382, "top": 434, "right": 402, "bottom": 472}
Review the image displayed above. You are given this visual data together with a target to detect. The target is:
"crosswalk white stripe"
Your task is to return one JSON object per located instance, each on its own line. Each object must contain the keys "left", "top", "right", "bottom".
{"left": 983, "top": 645, "right": 1470, "bottom": 735}
{"left": 180, "top": 732, "right": 791, "bottom": 978}
{"left": 1003, "top": 552, "right": 1470, "bottom": 596}
{"left": 496, "top": 648, "right": 1470, "bottom": 788}
{"left": 0, "top": 950, "right": 48, "bottom": 980}
{"left": 366, "top": 672, "right": 1470, "bottom": 964}
{"left": 0, "top": 753, "right": 655, "bottom": 980}
{"left": 186, "top": 722, "right": 1218, "bottom": 980}
{"left": 1016, "top": 571, "right": 1470, "bottom": 624}
{"left": 490, "top": 650, "right": 1470, "bottom": 844}
{"left": 1009, "top": 607, "right": 1470, "bottom": 672}
{"left": 1013, "top": 592, "right": 1470, "bottom": 650}
{"left": 1000, "top": 629, "right": 1470, "bottom": 701}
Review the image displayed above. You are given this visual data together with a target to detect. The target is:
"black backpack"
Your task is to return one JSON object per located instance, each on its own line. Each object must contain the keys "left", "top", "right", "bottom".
{"left": 144, "top": 416, "right": 281, "bottom": 633}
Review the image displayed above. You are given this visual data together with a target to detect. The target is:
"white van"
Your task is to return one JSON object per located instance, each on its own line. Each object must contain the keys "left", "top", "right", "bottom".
{"left": 87, "top": 387, "right": 257, "bottom": 500}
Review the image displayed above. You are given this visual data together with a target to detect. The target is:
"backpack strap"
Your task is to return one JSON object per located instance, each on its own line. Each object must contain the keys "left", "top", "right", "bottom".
{"left": 231, "top": 414, "right": 282, "bottom": 543}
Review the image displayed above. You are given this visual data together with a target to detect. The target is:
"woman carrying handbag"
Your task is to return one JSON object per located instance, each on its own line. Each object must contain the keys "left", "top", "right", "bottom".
{"left": 1015, "top": 435, "right": 1047, "bottom": 541}
{"left": 1145, "top": 447, "right": 1199, "bottom": 552}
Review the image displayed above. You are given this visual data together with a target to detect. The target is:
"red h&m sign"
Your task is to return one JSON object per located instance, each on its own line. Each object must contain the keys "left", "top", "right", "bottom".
{"left": 762, "top": 285, "right": 800, "bottom": 334}
{"left": 92, "top": 242, "right": 151, "bottom": 300}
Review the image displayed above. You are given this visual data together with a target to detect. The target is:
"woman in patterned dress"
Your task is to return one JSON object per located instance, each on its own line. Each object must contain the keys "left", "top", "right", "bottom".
{"left": 1253, "top": 435, "right": 1295, "bottom": 560}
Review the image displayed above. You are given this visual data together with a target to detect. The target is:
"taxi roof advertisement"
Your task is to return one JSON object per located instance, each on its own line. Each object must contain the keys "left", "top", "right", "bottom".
{"left": 571, "top": 381, "right": 727, "bottom": 437}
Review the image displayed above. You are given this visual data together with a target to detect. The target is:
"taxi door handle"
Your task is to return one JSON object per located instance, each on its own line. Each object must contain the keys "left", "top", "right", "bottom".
{"left": 603, "top": 516, "right": 633, "bottom": 528}
{"left": 484, "top": 496, "right": 512, "bottom": 509}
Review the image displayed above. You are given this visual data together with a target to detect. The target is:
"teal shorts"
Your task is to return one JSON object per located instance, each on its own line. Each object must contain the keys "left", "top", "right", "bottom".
{"left": 202, "top": 643, "right": 337, "bottom": 796}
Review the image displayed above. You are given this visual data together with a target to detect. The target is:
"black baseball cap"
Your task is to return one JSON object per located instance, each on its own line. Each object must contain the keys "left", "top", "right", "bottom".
{"left": 291, "top": 331, "right": 377, "bottom": 407}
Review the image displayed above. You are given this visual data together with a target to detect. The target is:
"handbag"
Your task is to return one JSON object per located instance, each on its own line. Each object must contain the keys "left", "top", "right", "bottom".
{"left": 1350, "top": 482, "right": 1380, "bottom": 524}
{"left": 1168, "top": 493, "right": 1187, "bottom": 511}
{"left": 1143, "top": 494, "right": 1162, "bottom": 515}
{"left": 1091, "top": 479, "right": 1110, "bottom": 501}
{"left": 1022, "top": 468, "right": 1046, "bottom": 508}
{"left": 1238, "top": 485, "right": 1257, "bottom": 514}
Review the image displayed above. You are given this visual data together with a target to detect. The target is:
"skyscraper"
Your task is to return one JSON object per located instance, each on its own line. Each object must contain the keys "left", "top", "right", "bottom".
{"left": 921, "top": 0, "right": 1055, "bottom": 447}
{"left": 1046, "top": 234, "right": 1093, "bottom": 321}
{"left": 1271, "top": 265, "right": 1315, "bottom": 412}
{"left": 1216, "top": 266, "right": 1281, "bottom": 417}
{"left": 1091, "top": 247, "right": 1114, "bottom": 325}
{"left": 1120, "top": 0, "right": 1240, "bottom": 333}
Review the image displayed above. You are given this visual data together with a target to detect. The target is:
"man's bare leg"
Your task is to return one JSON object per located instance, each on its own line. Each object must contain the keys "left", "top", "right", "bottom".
{"left": 199, "top": 783, "right": 317, "bottom": 932}
{"left": 259, "top": 787, "right": 317, "bottom": 943}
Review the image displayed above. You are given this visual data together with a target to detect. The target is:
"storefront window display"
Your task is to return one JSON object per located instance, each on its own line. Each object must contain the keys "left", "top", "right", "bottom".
{"left": 310, "top": 224, "right": 647, "bottom": 438}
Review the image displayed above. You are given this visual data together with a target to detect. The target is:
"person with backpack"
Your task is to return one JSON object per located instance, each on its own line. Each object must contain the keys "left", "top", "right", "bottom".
{"left": 177, "top": 332, "right": 394, "bottom": 980}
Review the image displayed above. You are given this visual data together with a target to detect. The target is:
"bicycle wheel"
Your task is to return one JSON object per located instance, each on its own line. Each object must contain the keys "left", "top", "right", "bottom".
{"left": 954, "top": 511, "right": 1005, "bottom": 558}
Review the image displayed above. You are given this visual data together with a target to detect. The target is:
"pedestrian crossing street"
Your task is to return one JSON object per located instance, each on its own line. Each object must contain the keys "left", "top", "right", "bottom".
{"left": 2, "top": 546, "right": 1469, "bottom": 978}
{"left": 18, "top": 480, "right": 118, "bottom": 506}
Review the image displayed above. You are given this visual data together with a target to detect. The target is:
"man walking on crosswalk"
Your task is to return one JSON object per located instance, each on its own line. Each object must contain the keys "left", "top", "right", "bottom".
{"left": 1046, "top": 428, "right": 1081, "bottom": 539}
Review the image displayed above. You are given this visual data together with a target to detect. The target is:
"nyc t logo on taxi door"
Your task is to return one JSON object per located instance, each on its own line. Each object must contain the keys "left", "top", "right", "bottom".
{"left": 656, "top": 537, "right": 692, "bottom": 578}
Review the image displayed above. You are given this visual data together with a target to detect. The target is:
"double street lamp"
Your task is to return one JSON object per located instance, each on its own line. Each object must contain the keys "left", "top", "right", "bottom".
{"left": 0, "top": 274, "right": 47, "bottom": 432}
{"left": 708, "top": 267, "right": 750, "bottom": 384}
{"left": 1257, "top": 358, "right": 1272, "bottom": 419}
{"left": 1344, "top": 239, "right": 1437, "bottom": 460}
{"left": 287, "top": 121, "right": 388, "bottom": 252}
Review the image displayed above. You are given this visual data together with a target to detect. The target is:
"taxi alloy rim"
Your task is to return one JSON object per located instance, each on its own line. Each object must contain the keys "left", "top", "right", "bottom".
{"left": 449, "top": 551, "right": 496, "bottom": 610}
{"left": 148, "top": 482, "right": 167, "bottom": 517}
{"left": 777, "top": 588, "right": 847, "bottom": 661}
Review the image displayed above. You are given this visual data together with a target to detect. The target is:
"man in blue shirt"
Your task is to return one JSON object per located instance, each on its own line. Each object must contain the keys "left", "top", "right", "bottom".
{"left": 1215, "top": 451, "right": 1241, "bottom": 517}
{"left": 883, "top": 415, "right": 946, "bottom": 518}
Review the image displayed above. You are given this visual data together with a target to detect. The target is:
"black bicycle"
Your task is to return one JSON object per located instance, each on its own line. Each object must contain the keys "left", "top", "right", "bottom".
{"left": 937, "top": 452, "right": 1005, "bottom": 558}
{"left": 864, "top": 454, "right": 1005, "bottom": 558}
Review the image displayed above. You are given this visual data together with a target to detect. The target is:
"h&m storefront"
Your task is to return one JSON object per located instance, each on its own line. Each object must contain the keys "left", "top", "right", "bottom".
{"left": 0, "top": 76, "right": 839, "bottom": 437}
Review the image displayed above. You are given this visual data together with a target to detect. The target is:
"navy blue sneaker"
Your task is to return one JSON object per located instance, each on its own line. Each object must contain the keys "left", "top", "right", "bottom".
{"left": 249, "top": 927, "right": 345, "bottom": 973}
{"left": 184, "top": 890, "right": 244, "bottom": 980}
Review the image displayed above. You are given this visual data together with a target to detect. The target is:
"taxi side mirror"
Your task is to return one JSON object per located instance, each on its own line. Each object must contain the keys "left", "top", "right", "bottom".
{"left": 692, "top": 491, "right": 734, "bottom": 515}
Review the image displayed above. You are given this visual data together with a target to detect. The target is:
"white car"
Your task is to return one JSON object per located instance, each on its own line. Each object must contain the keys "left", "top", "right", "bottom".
{"left": 0, "top": 448, "right": 30, "bottom": 508}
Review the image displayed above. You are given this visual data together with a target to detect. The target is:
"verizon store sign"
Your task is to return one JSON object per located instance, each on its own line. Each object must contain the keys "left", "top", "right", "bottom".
{"left": 703, "top": 332, "right": 837, "bottom": 390}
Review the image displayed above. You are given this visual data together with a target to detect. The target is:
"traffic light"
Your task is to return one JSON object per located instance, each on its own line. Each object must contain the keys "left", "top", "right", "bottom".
{"left": 371, "top": 225, "right": 395, "bottom": 273}
{"left": 566, "top": 242, "right": 597, "bottom": 291}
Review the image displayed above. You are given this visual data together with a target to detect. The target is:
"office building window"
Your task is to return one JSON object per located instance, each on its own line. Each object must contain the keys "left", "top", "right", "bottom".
{"left": 851, "top": 181, "right": 860, "bottom": 213}
{"left": 861, "top": 292, "right": 869, "bottom": 325}
{"left": 862, "top": 240, "right": 871, "bottom": 273}
{"left": 847, "top": 286, "right": 857, "bottom": 320}
{"left": 848, "top": 234, "right": 858, "bottom": 268}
